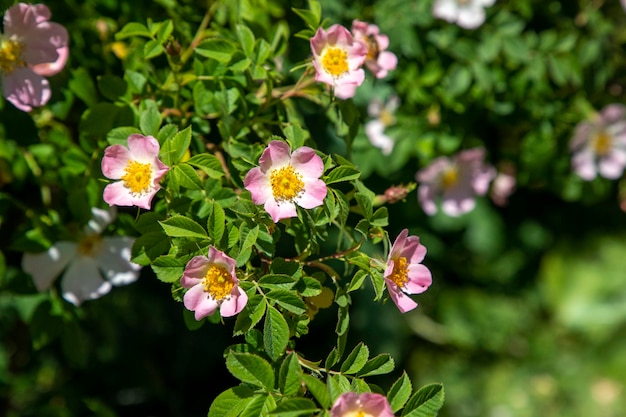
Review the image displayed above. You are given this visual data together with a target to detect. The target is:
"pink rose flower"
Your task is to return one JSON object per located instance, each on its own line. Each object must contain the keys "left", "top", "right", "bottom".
{"left": 384, "top": 229, "right": 432, "bottom": 313}
{"left": 569, "top": 104, "right": 626, "bottom": 181}
{"left": 351, "top": 20, "right": 398, "bottom": 79}
{"left": 181, "top": 246, "right": 248, "bottom": 320}
{"left": 330, "top": 392, "right": 394, "bottom": 417}
{"left": 433, "top": 0, "right": 496, "bottom": 30}
{"left": 365, "top": 95, "right": 400, "bottom": 155}
{"left": 101, "top": 134, "right": 170, "bottom": 210}
{"left": 490, "top": 165, "right": 516, "bottom": 206}
{"left": 416, "top": 147, "right": 496, "bottom": 217}
{"left": 1, "top": 3, "right": 69, "bottom": 111}
{"left": 310, "top": 24, "right": 368, "bottom": 99}
{"left": 244, "top": 140, "right": 327, "bottom": 223}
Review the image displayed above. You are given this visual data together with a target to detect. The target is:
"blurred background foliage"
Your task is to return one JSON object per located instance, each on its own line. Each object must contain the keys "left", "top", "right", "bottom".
{"left": 2, "top": 0, "right": 626, "bottom": 416}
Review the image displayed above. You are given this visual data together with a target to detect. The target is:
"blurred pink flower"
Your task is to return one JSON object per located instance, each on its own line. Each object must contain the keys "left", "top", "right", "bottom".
{"left": 433, "top": 0, "right": 496, "bottom": 29}
{"left": 22, "top": 208, "right": 141, "bottom": 306}
{"left": 1, "top": 3, "right": 69, "bottom": 111}
{"left": 244, "top": 140, "right": 327, "bottom": 222}
{"left": 569, "top": 104, "right": 626, "bottom": 181}
{"left": 181, "top": 246, "right": 247, "bottom": 320}
{"left": 351, "top": 20, "right": 397, "bottom": 79}
{"left": 416, "top": 147, "right": 496, "bottom": 216}
{"left": 490, "top": 165, "right": 516, "bottom": 206}
{"left": 365, "top": 95, "right": 399, "bottom": 155}
{"left": 330, "top": 392, "right": 394, "bottom": 417}
{"left": 384, "top": 229, "right": 432, "bottom": 313}
{"left": 101, "top": 134, "right": 170, "bottom": 210}
{"left": 310, "top": 24, "right": 367, "bottom": 99}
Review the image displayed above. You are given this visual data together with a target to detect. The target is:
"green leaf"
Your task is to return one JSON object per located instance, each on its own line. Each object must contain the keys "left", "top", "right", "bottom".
{"left": 388, "top": 372, "right": 413, "bottom": 413}
{"left": 187, "top": 153, "right": 225, "bottom": 178}
{"left": 115, "top": 22, "right": 152, "bottom": 40}
{"left": 258, "top": 274, "right": 296, "bottom": 291}
{"left": 279, "top": 353, "right": 303, "bottom": 396}
{"left": 240, "top": 394, "right": 269, "bottom": 417}
{"left": 132, "top": 231, "right": 170, "bottom": 265}
{"left": 269, "top": 398, "right": 319, "bottom": 417}
{"left": 208, "top": 202, "right": 226, "bottom": 243}
{"left": 171, "top": 163, "right": 203, "bottom": 190}
{"left": 208, "top": 386, "right": 255, "bottom": 417}
{"left": 324, "top": 166, "right": 361, "bottom": 184}
{"left": 371, "top": 207, "right": 389, "bottom": 227}
{"left": 327, "top": 374, "right": 351, "bottom": 403}
{"left": 283, "top": 125, "right": 307, "bottom": 150}
{"left": 226, "top": 351, "right": 275, "bottom": 391}
{"left": 68, "top": 67, "right": 98, "bottom": 107}
{"left": 357, "top": 354, "right": 395, "bottom": 377}
{"left": 160, "top": 126, "right": 191, "bottom": 166}
{"left": 159, "top": 215, "right": 208, "bottom": 239}
{"left": 140, "top": 101, "right": 162, "bottom": 137}
{"left": 195, "top": 38, "right": 237, "bottom": 62}
{"left": 143, "top": 39, "right": 164, "bottom": 59}
{"left": 302, "top": 374, "right": 330, "bottom": 409}
{"left": 241, "top": 224, "right": 259, "bottom": 251}
{"left": 234, "top": 294, "right": 266, "bottom": 336}
{"left": 97, "top": 75, "right": 127, "bottom": 101}
{"left": 236, "top": 24, "right": 256, "bottom": 57}
{"left": 297, "top": 276, "right": 322, "bottom": 297}
{"left": 325, "top": 347, "right": 339, "bottom": 370}
{"left": 106, "top": 126, "right": 141, "bottom": 146}
{"left": 340, "top": 342, "right": 369, "bottom": 374}
{"left": 266, "top": 290, "right": 307, "bottom": 315}
{"left": 347, "top": 270, "right": 368, "bottom": 292}
{"left": 402, "top": 384, "right": 445, "bottom": 417}
{"left": 264, "top": 305, "right": 289, "bottom": 361}
{"left": 151, "top": 255, "right": 185, "bottom": 283}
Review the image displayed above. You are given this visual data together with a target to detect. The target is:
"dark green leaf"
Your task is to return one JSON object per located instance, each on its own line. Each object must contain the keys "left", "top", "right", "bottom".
{"left": 159, "top": 215, "right": 208, "bottom": 239}
{"left": 264, "top": 305, "right": 289, "bottom": 361}
{"left": 226, "top": 351, "right": 274, "bottom": 391}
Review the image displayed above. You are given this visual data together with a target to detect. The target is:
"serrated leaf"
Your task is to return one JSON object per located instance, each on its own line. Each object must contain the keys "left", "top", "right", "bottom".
{"left": 208, "top": 386, "right": 255, "bottom": 417}
{"left": 347, "top": 270, "right": 368, "bottom": 292}
{"left": 279, "top": 353, "right": 303, "bottom": 396}
{"left": 264, "top": 305, "right": 289, "bottom": 361}
{"left": 208, "top": 202, "right": 226, "bottom": 243}
{"left": 187, "top": 153, "right": 225, "bottom": 178}
{"left": 402, "top": 384, "right": 445, "bottom": 417}
{"left": 269, "top": 398, "right": 319, "bottom": 417}
{"left": 196, "top": 38, "right": 237, "bottom": 62}
{"left": 107, "top": 126, "right": 141, "bottom": 146}
{"left": 139, "top": 101, "right": 162, "bottom": 136}
{"left": 327, "top": 374, "right": 351, "bottom": 403}
{"left": 236, "top": 24, "right": 255, "bottom": 57}
{"left": 226, "top": 351, "right": 274, "bottom": 391}
{"left": 340, "top": 342, "right": 369, "bottom": 374}
{"left": 258, "top": 274, "right": 296, "bottom": 291}
{"left": 234, "top": 294, "right": 266, "bottom": 336}
{"left": 302, "top": 374, "right": 330, "bottom": 409}
{"left": 357, "top": 354, "right": 395, "bottom": 377}
{"left": 151, "top": 255, "right": 185, "bottom": 283}
{"left": 171, "top": 163, "right": 203, "bottom": 190}
{"left": 115, "top": 22, "right": 152, "bottom": 40}
{"left": 240, "top": 224, "right": 259, "bottom": 251}
{"left": 143, "top": 38, "right": 164, "bottom": 59}
{"left": 160, "top": 126, "right": 191, "bottom": 166}
{"left": 159, "top": 216, "right": 208, "bottom": 239}
{"left": 324, "top": 166, "right": 361, "bottom": 184}
{"left": 389, "top": 372, "right": 413, "bottom": 413}
{"left": 266, "top": 289, "right": 307, "bottom": 315}
{"left": 239, "top": 394, "right": 269, "bottom": 417}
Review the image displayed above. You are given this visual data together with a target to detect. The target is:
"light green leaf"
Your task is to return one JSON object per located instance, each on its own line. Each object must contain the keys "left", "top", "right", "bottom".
{"left": 159, "top": 215, "right": 208, "bottom": 239}
{"left": 327, "top": 374, "right": 351, "bottom": 403}
{"left": 266, "top": 289, "right": 307, "bottom": 315}
{"left": 269, "top": 398, "right": 319, "bottom": 417}
{"left": 236, "top": 24, "right": 255, "bottom": 57}
{"left": 356, "top": 354, "right": 395, "bottom": 377}
{"left": 187, "top": 153, "right": 225, "bottom": 178}
{"left": 279, "top": 353, "right": 303, "bottom": 396}
{"left": 140, "top": 101, "right": 162, "bottom": 136}
{"left": 226, "top": 351, "right": 274, "bottom": 391}
{"left": 324, "top": 166, "right": 361, "bottom": 184}
{"left": 208, "top": 202, "right": 226, "bottom": 243}
{"left": 150, "top": 255, "right": 185, "bottom": 283}
{"left": 340, "top": 342, "right": 369, "bottom": 374}
{"left": 160, "top": 126, "right": 191, "bottom": 166}
{"left": 402, "top": 384, "right": 445, "bottom": 417}
{"left": 264, "top": 305, "right": 289, "bottom": 361}
{"left": 107, "top": 126, "right": 141, "bottom": 146}
{"left": 171, "top": 163, "right": 203, "bottom": 190}
{"left": 195, "top": 38, "right": 237, "bottom": 62}
{"left": 115, "top": 22, "right": 152, "bottom": 40}
{"left": 302, "top": 374, "right": 330, "bottom": 409}
{"left": 208, "top": 386, "right": 255, "bottom": 417}
{"left": 389, "top": 372, "right": 413, "bottom": 413}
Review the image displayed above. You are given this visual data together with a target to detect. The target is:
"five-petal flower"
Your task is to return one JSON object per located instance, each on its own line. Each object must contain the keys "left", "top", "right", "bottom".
{"left": 181, "top": 246, "right": 248, "bottom": 320}
{"left": 384, "top": 229, "right": 432, "bottom": 313}
{"left": 330, "top": 392, "right": 394, "bottom": 417}
{"left": 244, "top": 140, "right": 327, "bottom": 223}
{"left": 101, "top": 134, "right": 170, "bottom": 210}
{"left": 1, "top": 2, "right": 69, "bottom": 111}
{"left": 22, "top": 208, "right": 141, "bottom": 306}
{"left": 351, "top": 20, "right": 397, "bottom": 79}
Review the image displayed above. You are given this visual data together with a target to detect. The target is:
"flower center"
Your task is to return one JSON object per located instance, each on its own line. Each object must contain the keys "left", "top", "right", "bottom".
{"left": 389, "top": 256, "right": 409, "bottom": 289}
{"left": 379, "top": 109, "right": 395, "bottom": 127}
{"left": 121, "top": 160, "right": 153, "bottom": 195}
{"left": 203, "top": 264, "right": 234, "bottom": 301}
{"left": 321, "top": 46, "right": 349, "bottom": 77}
{"left": 441, "top": 166, "right": 459, "bottom": 189}
{"left": 77, "top": 234, "right": 103, "bottom": 257}
{"left": 592, "top": 131, "right": 612, "bottom": 156}
{"left": 270, "top": 165, "right": 304, "bottom": 202}
{"left": 0, "top": 37, "right": 25, "bottom": 75}
{"left": 344, "top": 410, "right": 374, "bottom": 417}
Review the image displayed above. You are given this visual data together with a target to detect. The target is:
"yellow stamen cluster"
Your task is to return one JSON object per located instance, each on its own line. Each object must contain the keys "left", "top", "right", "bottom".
{"left": 121, "top": 160, "right": 152, "bottom": 195}
{"left": 321, "top": 46, "right": 349, "bottom": 77}
{"left": 344, "top": 410, "right": 374, "bottom": 417}
{"left": 379, "top": 109, "right": 395, "bottom": 127}
{"left": 441, "top": 167, "right": 459, "bottom": 189}
{"left": 270, "top": 165, "right": 304, "bottom": 202}
{"left": 388, "top": 256, "right": 409, "bottom": 289}
{"left": 0, "top": 37, "right": 25, "bottom": 75}
{"left": 203, "top": 264, "right": 234, "bottom": 301}
{"left": 77, "top": 234, "right": 103, "bottom": 257}
{"left": 592, "top": 131, "right": 612, "bottom": 156}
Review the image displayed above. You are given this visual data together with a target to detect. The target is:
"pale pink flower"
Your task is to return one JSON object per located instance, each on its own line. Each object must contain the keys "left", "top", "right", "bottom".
{"left": 384, "top": 229, "right": 432, "bottom": 313}
{"left": 433, "top": 0, "right": 496, "bottom": 30}
{"left": 351, "top": 20, "right": 398, "bottom": 79}
{"left": 365, "top": 95, "right": 399, "bottom": 155}
{"left": 181, "top": 246, "right": 248, "bottom": 320}
{"left": 310, "top": 24, "right": 367, "bottom": 99}
{"left": 1, "top": 3, "right": 69, "bottom": 111}
{"left": 622, "top": 0, "right": 626, "bottom": 11}
{"left": 490, "top": 165, "right": 516, "bottom": 206}
{"left": 101, "top": 134, "right": 169, "bottom": 210}
{"left": 569, "top": 104, "right": 626, "bottom": 181}
{"left": 330, "top": 392, "right": 394, "bottom": 417}
{"left": 22, "top": 208, "right": 141, "bottom": 306}
{"left": 244, "top": 140, "right": 327, "bottom": 222}
{"left": 416, "top": 148, "right": 496, "bottom": 217}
